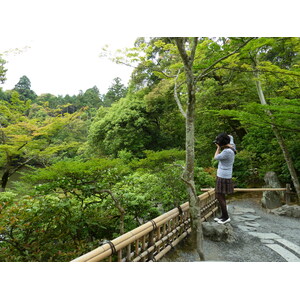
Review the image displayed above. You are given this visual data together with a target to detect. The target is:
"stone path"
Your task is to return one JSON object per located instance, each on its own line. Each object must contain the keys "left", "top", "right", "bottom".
{"left": 161, "top": 196, "right": 300, "bottom": 262}
{"left": 230, "top": 205, "right": 300, "bottom": 262}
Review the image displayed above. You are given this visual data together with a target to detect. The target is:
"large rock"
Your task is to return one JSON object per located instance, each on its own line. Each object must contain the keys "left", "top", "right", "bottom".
{"left": 261, "top": 171, "right": 283, "bottom": 209}
{"left": 202, "top": 222, "right": 236, "bottom": 243}
{"left": 269, "top": 205, "right": 300, "bottom": 218}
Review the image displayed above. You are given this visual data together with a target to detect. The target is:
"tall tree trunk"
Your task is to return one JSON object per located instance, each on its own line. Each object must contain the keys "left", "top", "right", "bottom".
{"left": 173, "top": 37, "right": 254, "bottom": 260}
{"left": 254, "top": 74, "right": 300, "bottom": 201}
{"left": 175, "top": 37, "right": 205, "bottom": 261}
{"left": 184, "top": 96, "right": 205, "bottom": 260}
{"left": 1, "top": 169, "right": 10, "bottom": 192}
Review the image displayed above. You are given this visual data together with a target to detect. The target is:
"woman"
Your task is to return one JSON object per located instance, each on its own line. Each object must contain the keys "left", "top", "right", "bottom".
{"left": 213, "top": 133, "right": 236, "bottom": 224}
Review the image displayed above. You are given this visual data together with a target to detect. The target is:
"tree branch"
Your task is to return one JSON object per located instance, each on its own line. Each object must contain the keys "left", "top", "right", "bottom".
{"left": 95, "top": 189, "right": 125, "bottom": 214}
{"left": 190, "top": 37, "right": 198, "bottom": 64}
{"left": 195, "top": 37, "right": 255, "bottom": 82}
{"left": 217, "top": 66, "right": 300, "bottom": 78}
{"left": 174, "top": 38, "right": 191, "bottom": 68}
{"left": 10, "top": 157, "right": 34, "bottom": 175}
{"left": 174, "top": 69, "right": 187, "bottom": 118}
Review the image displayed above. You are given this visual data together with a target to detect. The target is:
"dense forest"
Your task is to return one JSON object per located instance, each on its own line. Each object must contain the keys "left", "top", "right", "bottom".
{"left": 0, "top": 37, "right": 299, "bottom": 261}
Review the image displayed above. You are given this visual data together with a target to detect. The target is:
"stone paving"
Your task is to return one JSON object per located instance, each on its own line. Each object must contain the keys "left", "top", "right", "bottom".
{"left": 161, "top": 194, "right": 300, "bottom": 262}
{"left": 230, "top": 204, "right": 300, "bottom": 262}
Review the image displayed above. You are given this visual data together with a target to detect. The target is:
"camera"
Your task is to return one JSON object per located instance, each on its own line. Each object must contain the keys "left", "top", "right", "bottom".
{"left": 213, "top": 133, "right": 230, "bottom": 146}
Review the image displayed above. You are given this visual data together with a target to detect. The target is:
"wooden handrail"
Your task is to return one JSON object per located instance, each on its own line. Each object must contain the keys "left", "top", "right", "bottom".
{"left": 71, "top": 186, "right": 292, "bottom": 262}
{"left": 71, "top": 190, "right": 217, "bottom": 262}
{"left": 201, "top": 188, "right": 287, "bottom": 192}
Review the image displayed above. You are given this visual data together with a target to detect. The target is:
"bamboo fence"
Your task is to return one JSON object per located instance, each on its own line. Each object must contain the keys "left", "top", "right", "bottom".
{"left": 201, "top": 186, "right": 292, "bottom": 204}
{"left": 72, "top": 190, "right": 217, "bottom": 262}
{"left": 72, "top": 186, "right": 290, "bottom": 262}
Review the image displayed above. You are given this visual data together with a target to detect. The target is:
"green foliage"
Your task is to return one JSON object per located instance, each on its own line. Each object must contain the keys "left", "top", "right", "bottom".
{"left": 88, "top": 92, "right": 159, "bottom": 156}
{"left": 232, "top": 150, "right": 259, "bottom": 187}
{"left": 0, "top": 55, "right": 7, "bottom": 84}
{"left": 1, "top": 37, "right": 300, "bottom": 260}
{"left": 28, "top": 158, "right": 128, "bottom": 196}
{"left": 0, "top": 96, "right": 83, "bottom": 190}
{"left": 13, "top": 75, "right": 37, "bottom": 101}
{"left": 0, "top": 192, "right": 115, "bottom": 261}
{"left": 76, "top": 86, "right": 103, "bottom": 109}
{"left": 103, "top": 77, "right": 128, "bottom": 107}
{"left": 130, "top": 149, "right": 185, "bottom": 170}
{"left": 0, "top": 149, "right": 216, "bottom": 261}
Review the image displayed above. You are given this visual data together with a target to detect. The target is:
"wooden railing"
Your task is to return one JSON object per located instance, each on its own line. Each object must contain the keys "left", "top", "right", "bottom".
{"left": 202, "top": 185, "right": 292, "bottom": 204}
{"left": 72, "top": 190, "right": 217, "bottom": 262}
{"left": 72, "top": 186, "right": 292, "bottom": 262}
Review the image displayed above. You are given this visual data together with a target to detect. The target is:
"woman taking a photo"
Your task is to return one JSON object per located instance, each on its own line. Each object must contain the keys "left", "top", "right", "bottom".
{"left": 213, "top": 133, "right": 236, "bottom": 224}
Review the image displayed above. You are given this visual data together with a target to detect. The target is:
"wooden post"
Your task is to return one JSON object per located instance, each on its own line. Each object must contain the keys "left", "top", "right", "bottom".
{"left": 157, "top": 227, "right": 161, "bottom": 253}
{"left": 135, "top": 239, "right": 139, "bottom": 258}
{"left": 285, "top": 184, "right": 291, "bottom": 205}
{"left": 148, "top": 231, "right": 154, "bottom": 261}
{"left": 117, "top": 249, "right": 122, "bottom": 262}
{"left": 126, "top": 244, "right": 131, "bottom": 262}
{"left": 141, "top": 236, "right": 146, "bottom": 262}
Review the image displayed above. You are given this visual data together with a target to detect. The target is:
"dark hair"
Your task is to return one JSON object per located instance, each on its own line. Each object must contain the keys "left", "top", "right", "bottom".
{"left": 215, "top": 133, "right": 230, "bottom": 147}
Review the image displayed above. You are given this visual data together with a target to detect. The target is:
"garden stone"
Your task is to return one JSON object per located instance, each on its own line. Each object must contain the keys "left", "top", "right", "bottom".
{"left": 202, "top": 222, "right": 236, "bottom": 243}
{"left": 245, "top": 221, "right": 261, "bottom": 228}
{"left": 261, "top": 239, "right": 275, "bottom": 244}
{"left": 237, "top": 225, "right": 257, "bottom": 232}
{"left": 248, "top": 232, "right": 281, "bottom": 239}
{"left": 233, "top": 214, "right": 261, "bottom": 222}
{"left": 261, "top": 171, "right": 283, "bottom": 209}
{"left": 270, "top": 205, "right": 300, "bottom": 218}
{"left": 231, "top": 206, "right": 256, "bottom": 215}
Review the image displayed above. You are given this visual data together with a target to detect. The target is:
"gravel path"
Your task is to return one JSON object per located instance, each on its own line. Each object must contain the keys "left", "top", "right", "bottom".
{"left": 161, "top": 192, "right": 300, "bottom": 262}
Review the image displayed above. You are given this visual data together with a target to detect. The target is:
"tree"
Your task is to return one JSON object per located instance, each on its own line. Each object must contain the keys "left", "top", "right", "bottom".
{"left": 13, "top": 75, "right": 37, "bottom": 101}
{"left": 0, "top": 55, "right": 7, "bottom": 84}
{"left": 103, "top": 77, "right": 128, "bottom": 107}
{"left": 0, "top": 190, "right": 116, "bottom": 262}
{"left": 252, "top": 59, "right": 300, "bottom": 201}
{"left": 0, "top": 93, "right": 82, "bottom": 191}
{"left": 76, "top": 86, "right": 103, "bottom": 109}
{"left": 88, "top": 90, "right": 165, "bottom": 156}
{"left": 169, "top": 38, "right": 253, "bottom": 260}
{"left": 29, "top": 158, "right": 129, "bottom": 235}
{"left": 108, "top": 37, "right": 254, "bottom": 260}
{"left": 216, "top": 37, "right": 300, "bottom": 200}
{"left": 35, "top": 93, "right": 61, "bottom": 109}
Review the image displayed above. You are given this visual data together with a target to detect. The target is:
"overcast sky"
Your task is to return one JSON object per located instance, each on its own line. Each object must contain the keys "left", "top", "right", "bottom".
{"left": 1, "top": 1, "right": 141, "bottom": 96}
{"left": 1, "top": 0, "right": 298, "bottom": 97}
{"left": 1, "top": 38, "right": 136, "bottom": 96}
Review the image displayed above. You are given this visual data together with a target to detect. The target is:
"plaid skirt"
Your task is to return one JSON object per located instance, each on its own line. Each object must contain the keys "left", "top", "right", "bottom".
{"left": 215, "top": 176, "right": 234, "bottom": 194}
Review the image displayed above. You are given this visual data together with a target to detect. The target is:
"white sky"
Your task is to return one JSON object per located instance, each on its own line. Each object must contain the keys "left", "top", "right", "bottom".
{"left": 1, "top": 1, "right": 139, "bottom": 96}
{"left": 1, "top": 0, "right": 298, "bottom": 97}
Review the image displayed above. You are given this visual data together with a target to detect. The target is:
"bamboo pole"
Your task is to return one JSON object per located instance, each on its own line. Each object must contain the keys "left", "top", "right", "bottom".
{"left": 72, "top": 205, "right": 189, "bottom": 262}
{"left": 72, "top": 191, "right": 216, "bottom": 262}
{"left": 135, "top": 239, "right": 139, "bottom": 257}
{"left": 148, "top": 230, "right": 154, "bottom": 261}
{"left": 126, "top": 244, "right": 131, "bottom": 262}
{"left": 201, "top": 207, "right": 218, "bottom": 222}
{"left": 201, "top": 188, "right": 287, "bottom": 192}
{"left": 117, "top": 249, "right": 122, "bottom": 262}
{"left": 142, "top": 236, "right": 146, "bottom": 262}
{"left": 285, "top": 184, "right": 291, "bottom": 204}
{"left": 152, "top": 229, "right": 192, "bottom": 262}
{"left": 133, "top": 221, "right": 190, "bottom": 262}
{"left": 103, "top": 204, "right": 200, "bottom": 261}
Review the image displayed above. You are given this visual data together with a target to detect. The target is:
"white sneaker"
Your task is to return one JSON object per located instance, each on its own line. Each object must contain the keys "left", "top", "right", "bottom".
{"left": 217, "top": 218, "right": 231, "bottom": 225}
{"left": 214, "top": 217, "right": 222, "bottom": 222}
